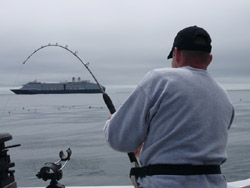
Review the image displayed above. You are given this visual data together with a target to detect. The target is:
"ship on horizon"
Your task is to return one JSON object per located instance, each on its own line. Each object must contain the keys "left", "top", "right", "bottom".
{"left": 10, "top": 77, "right": 105, "bottom": 94}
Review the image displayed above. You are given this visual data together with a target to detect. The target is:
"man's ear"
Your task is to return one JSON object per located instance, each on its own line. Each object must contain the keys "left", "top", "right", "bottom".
{"left": 206, "top": 54, "right": 212, "bottom": 67}
{"left": 209, "top": 54, "right": 213, "bottom": 64}
{"left": 174, "top": 47, "right": 181, "bottom": 63}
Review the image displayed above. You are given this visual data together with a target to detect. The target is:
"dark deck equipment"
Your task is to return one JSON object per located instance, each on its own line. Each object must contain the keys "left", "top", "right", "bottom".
{"left": 0, "top": 133, "right": 21, "bottom": 188}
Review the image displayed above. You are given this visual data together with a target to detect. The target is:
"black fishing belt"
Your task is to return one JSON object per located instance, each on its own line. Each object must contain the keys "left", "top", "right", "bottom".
{"left": 130, "top": 164, "right": 221, "bottom": 177}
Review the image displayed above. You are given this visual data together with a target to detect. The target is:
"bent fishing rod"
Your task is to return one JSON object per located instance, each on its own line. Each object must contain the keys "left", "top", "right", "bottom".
{"left": 21, "top": 43, "right": 140, "bottom": 187}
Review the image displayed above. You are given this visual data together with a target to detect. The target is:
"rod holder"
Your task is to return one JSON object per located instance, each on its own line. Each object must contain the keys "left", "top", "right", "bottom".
{"left": 36, "top": 148, "right": 72, "bottom": 188}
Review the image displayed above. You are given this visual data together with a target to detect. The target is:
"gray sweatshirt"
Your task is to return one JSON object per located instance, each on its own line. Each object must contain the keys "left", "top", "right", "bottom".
{"left": 104, "top": 66, "right": 234, "bottom": 188}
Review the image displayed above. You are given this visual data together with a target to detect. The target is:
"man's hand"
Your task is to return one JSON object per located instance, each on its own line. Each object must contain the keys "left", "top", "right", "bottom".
{"left": 108, "top": 114, "right": 112, "bottom": 120}
{"left": 134, "top": 144, "right": 143, "bottom": 158}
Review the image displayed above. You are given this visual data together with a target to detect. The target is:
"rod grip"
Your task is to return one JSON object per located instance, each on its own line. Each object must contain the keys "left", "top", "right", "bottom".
{"left": 103, "top": 93, "right": 116, "bottom": 114}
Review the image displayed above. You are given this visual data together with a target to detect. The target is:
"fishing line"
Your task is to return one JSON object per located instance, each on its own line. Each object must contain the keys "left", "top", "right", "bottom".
{"left": 0, "top": 60, "right": 26, "bottom": 120}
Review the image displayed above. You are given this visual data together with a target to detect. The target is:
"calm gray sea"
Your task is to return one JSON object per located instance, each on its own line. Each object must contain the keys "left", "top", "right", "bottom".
{"left": 0, "top": 90, "right": 250, "bottom": 187}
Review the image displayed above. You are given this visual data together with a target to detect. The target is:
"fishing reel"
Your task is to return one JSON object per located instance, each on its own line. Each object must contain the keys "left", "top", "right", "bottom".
{"left": 36, "top": 148, "right": 72, "bottom": 188}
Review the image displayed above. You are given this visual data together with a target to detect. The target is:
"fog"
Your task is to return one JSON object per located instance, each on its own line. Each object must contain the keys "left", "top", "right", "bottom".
{"left": 1, "top": 0, "right": 250, "bottom": 93}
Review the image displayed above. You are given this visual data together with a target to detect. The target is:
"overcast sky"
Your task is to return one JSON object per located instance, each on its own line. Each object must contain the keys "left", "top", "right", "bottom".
{"left": 0, "top": 0, "right": 250, "bottom": 93}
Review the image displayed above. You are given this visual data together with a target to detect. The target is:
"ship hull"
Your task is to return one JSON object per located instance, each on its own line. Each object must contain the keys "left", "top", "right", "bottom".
{"left": 11, "top": 89, "right": 103, "bottom": 95}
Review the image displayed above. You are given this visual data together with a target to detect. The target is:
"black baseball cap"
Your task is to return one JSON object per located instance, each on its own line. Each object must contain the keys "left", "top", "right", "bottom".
{"left": 167, "top": 26, "right": 212, "bottom": 59}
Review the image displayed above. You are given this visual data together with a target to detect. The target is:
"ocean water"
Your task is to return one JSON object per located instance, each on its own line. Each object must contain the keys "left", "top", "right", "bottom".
{"left": 0, "top": 90, "right": 250, "bottom": 187}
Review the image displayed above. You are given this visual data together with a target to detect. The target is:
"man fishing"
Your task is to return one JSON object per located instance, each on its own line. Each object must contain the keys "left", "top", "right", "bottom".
{"left": 104, "top": 26, "right": 234, "bottom": 188}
